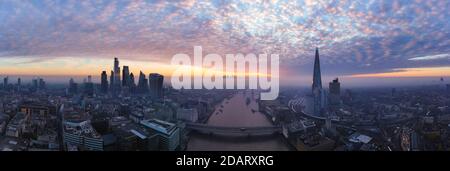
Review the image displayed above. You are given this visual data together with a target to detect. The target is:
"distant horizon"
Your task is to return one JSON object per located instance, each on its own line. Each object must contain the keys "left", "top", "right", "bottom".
{"left": 1, "top": 73, "right": 448, "bottom": 88}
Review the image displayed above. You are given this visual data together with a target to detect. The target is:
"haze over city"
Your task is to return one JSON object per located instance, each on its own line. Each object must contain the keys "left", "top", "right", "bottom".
{"left": 0, "top": 0, "right": 449, "bottom": 87}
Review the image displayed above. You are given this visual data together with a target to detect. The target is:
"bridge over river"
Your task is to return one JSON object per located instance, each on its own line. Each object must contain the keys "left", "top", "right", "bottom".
{"left": 185, "top": 122, "right": 282, "bottom": 136}
{"left": 187, "top": 92, "right": 292, "bottom": 151}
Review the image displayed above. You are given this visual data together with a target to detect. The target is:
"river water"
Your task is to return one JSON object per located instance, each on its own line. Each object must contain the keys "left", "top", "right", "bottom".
{"left": 187, "top": 91, "right": 291, "bottom": 151}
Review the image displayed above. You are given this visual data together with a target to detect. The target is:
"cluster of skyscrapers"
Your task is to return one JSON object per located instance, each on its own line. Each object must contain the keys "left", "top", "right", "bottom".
{"left": 1, "top": 76, "right": 45, "bottom": 92}
{"left": 66, "top": 57, "right": 164, "bottom": 99}
{"left": 99, "top": 58, "right": 164, "bottom": 99}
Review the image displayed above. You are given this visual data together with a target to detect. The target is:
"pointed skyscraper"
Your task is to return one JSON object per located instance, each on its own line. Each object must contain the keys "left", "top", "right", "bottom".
{"left": 312, "top": 48, "right": 324, "bottom": 116}
{"left": 312, "top": 48, "right": 322, "bottom": 91}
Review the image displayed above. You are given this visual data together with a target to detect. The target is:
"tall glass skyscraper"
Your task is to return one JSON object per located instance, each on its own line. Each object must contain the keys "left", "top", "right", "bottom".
{"left": 329, "top": 78, "right": 341, "bottom": 106}
{"left": 137, "top": 71, "right": 148, "bottom": 93}
{"left": 113, "top": 58, "right": 121, "bottom": 90}
{"left": 312, "top": 48, "right": 324, "bottom": 116}
{"left": 101, "top": 71, "right": 108, "bottom": 94}
{"left": 122, "top": 66, "right": 130, "bottom": 87}
{"left": 149, "top": 73, "right": 164, "bottom": 99}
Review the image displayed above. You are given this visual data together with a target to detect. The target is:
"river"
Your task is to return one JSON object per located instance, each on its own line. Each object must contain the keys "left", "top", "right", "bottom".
{"left": 187, "top": 91, "right": 291, "bottom": 151}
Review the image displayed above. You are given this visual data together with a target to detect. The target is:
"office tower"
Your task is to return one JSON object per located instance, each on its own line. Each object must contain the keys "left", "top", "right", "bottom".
{"left": 69, "top": 78, "right": 78, "bottom": 95}
{"left": 122, "top": 66, "right": 130, "bottom": 87}
{"left": 17, "top": 77, "right": 21, "bottom": 91}
{"left": 149, "top": 73, "right": 164, "bottom": 99}
{"left": 38, "top": 78, "right": 46, "bottom": 90}
{"left": 101, "top": 71, "right": 108, "bottom": 94}
{"left": 32, "top": 77, "right": 46, "bottom": 91}
{"left": 110, "top": 70, "right": 114, "bottom": 87}
{"left": 129, "top": 72, "right": 136, "bottom": 93}
{"left": 137, "top": 71, "right": 148, "bottom": 93}
{"left": 447, "top": 84, "right": 450, "bottom": 94}
{"left": 329, "top": 78, "right": 340, "bottom": 95}
{"left": 3, "top": 76, "right": 9, "bottom": 91}
{"left": 114, "top": 58, "right": 120, "bottom": 76}
{"left": 32, "top": 78, "right": 38, "bottom": 91}
{"left": 113, "top": 58, "right": 121, "bottom": 90}
{"left": 329, "top": 78, "right": 341, "bottom": 106}
{"left": 312, "top": 48, "right": 324, "bottom": 116}
{"left": 130, "top": 72, "right": 135, "bottom": 86}
{"left": 110, "top": 70, "right": 115, "bottom": 94}
{"left": 3, "top": 76, "right": 8, "bottom": 87}
{"left": 84, "top": 76, "right": 94, "bottom": 97}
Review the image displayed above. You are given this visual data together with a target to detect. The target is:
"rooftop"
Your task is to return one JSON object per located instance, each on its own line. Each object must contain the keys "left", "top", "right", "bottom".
{"left": 348, "top": 133, "right": 373, "bottom": 144}
{"left": 64, "top": 120, "right": 101, "bottom": 138}
{"left": 140, "top": 119, "right": 177, "bottom": 136}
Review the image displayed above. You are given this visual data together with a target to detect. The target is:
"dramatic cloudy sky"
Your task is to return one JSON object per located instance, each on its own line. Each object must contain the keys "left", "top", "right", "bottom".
{"left": 0, "top": 0, "right": 449, "bottom": 86}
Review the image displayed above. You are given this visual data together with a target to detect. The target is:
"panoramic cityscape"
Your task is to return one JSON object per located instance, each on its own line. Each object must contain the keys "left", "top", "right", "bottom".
{"left": 0, "top": 49, "right": 449, "bottom": 151}
{"left": 0, "top": 0, "right": 449, "bottom": 152}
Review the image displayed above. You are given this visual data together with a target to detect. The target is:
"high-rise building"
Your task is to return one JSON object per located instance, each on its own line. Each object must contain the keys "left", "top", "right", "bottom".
{"left": 312, "top": 48, "right": 324, "bottom": 116}
{"left": 31, "top": 77, "right": 46, "bottom": 91}
{"left": 101, "top": 71, "right": 108, "bottom": 94}
{"left": 32, "top": 78, "right": 38, "bottom": 91}
{"left": 312, "top": 48, "right": 322, "bottom": 92}
{"left": 113, "top": 58, "right": 121, "bottom": 90}
{"left": 447, "top": 84, "right": 450, "bottom": 94}
{"left": 38, "top": 78, "right": 46, "bottom": 90}
{"left": 329, "top": 78, "right": 341, "bottom": 106}
{"left": 17, "top": 77, "right": 21, "bottom": 91}
{"left": 122, "top": 66, "right": 130, "bottom": 87}
{"left": 149, "top": 73, "right": 164, "bottom": 99}
{"left": 84, "top": 76, "right": 94, "bottom": 97}
{"left": 329, "top": 78, "right": 340, "bottom": 95}
{"left": 110, "top": 70, "right": 114, "bottom": 87}
{"left": 130, "top": 72, "right": 136, "bottom": 93}
{"left": 110, "top": 70, "right": 115, "bottom": 94}
{"left": 68, "top": 78, "right": 78, "bottom": 95}
{"left": 130, "top": 72, "right": 135, "bottom": 86}
{"left": 137, "top": 71, "right": 148, "bottom": 93}
{"left": 3, "top": 76, "right": 8, "bottom": 88}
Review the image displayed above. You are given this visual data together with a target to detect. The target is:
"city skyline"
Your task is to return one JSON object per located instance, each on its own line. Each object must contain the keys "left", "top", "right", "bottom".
{"left": 0, "top": 55, "right": 448, "bottom": 89}
{"left": 0, "top": 0, "right": 449, "bottom": 86}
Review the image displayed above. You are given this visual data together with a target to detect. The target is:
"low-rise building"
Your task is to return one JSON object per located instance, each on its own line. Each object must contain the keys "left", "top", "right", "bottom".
{"left": 5, "top": 112, "right": 27, "bottom": 138}
{"left": 140, "top": 119, "right": 180, "bottom": 151}
{"left": 63, "top": 120, "right": 104, "bottom": 151}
